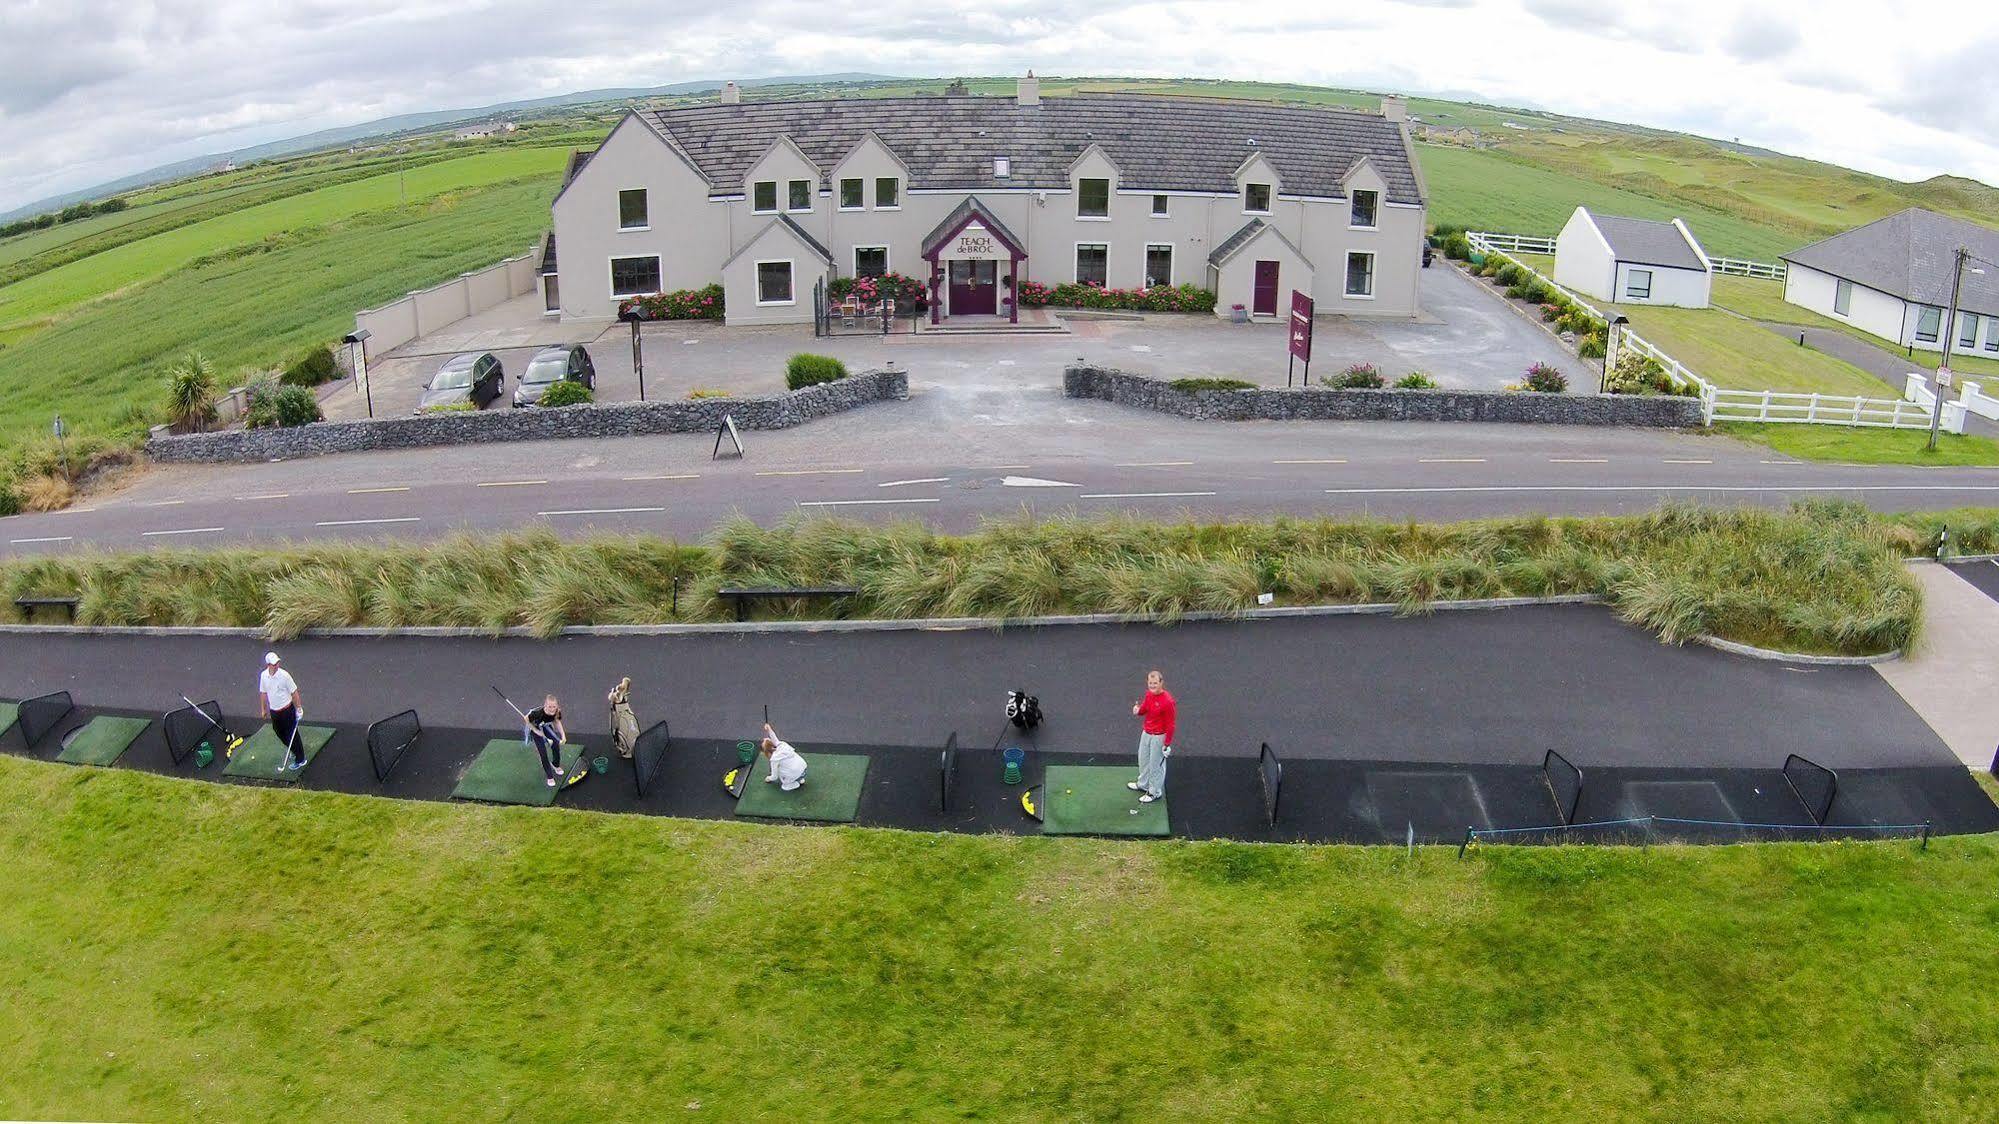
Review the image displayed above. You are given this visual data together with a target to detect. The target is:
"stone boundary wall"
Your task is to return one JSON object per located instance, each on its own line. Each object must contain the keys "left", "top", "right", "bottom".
{"left": 1063, "top": 365, "right": 1704, "bottom": 427}
{"left": 147, "top": 370, "right": 908, "bottom": 464}
{"left": 352, "top": 250, "right": 540, "bottom": 354}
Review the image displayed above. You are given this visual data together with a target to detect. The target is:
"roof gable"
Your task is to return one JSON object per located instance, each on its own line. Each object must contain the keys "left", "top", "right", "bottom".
{"left": 829, "top": 131, "right": 911, "bottom": 179}
{"left": 549, "top": 111, "right": 708, "bottom": 210}
{"left": 1209, "top": 217, "right": 1314, "bottom": 269}
{"left": 721, "top": 214, "right": 834, "bottom": 269}
{"left": 921, "top": 196, "right": 1027, "bottom": 260}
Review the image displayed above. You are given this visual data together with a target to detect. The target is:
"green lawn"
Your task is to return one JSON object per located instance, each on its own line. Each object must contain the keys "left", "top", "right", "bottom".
{"left": 0, "top": 176, "right": 556, "bottom": 442}
{"left": 1, "top": 755, "right": 1996, "bottom": 1119}
{"left": 1717, "top": 423, "right": 1999, "bottom": 465}
{"left": 1714, "top": 275, "right": 1999, "bottom": 381}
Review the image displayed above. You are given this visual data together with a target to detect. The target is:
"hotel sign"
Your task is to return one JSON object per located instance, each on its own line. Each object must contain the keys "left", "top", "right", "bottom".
{"left": 947, "top": 225, "right": 1009, "bottom": 260}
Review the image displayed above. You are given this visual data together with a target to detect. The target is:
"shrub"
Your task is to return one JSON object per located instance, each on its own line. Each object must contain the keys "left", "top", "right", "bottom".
{"left": 1604, "top": 352, "right": 1695, "bottom": 397}
{"left": 19, "top": 473, "right": 74, "bottom": 512}
{"left": 827, "top": 272, "right": 925, "bottom": 307}
{"left": 1521, "top": 362, "right": 1568, "bottom": 393}
{"left": 1578, "top": 332, "right": 1608, "bottom": 359}
{"left": 1394, "top": 372, "right": 1439, "bottom": 390}
{"left": 421, "top": 400, "right": 477, "bottom": 414}
{"left": 1442, "top": 233, "right": 1473, "bottom": 260}
{"left": 1494, "top": 263, "right": 1524, "bottom": 286}
{"left": 687, "top": 388, "right": 731, "bottom": 399}
{"left": 1520, "top": 280, "right": 1555, "bottom": 304}
{"left": 245, "top": 379, "right": 322, "bottom": 429}
{"left": 1429, "top": 222, "right": 1467, "bottom": 240}
{"left": 1170, "top": 378, "right": 1257, "bottom": 392}
{"left": 1504, "top": 283, "right": 1534, "bottom": 300}
{"left": 1016, "top": 281, "right": 1217, "bottom": 313}
{"left": 785, "top": 353, "right": 849, "bottom": 390}
{"left": 280, "top": 344, "right": 340, "bottom": 386}
{"left": 1478, "top": 257, "right": 1506, "bottom": 278}
{"left": 617, "top": 284, "right": 725, "bottom": 321}
{"left": 1539, "top": 303, "right": 1563, "bottom": 322}
{"left": 536, "top": 380, "right": 593, "bottom": 408}
{"left": 164, "top": 352, "right": 219, "bottom": 432}
{"left": 1336, "top": 363, "right": 1385, "bottom": 389}
{"left": 0, "top": 478, "right": 17, "bottom": 517}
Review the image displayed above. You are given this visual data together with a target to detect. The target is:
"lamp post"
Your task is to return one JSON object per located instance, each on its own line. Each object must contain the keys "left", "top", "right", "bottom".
{"left": 342, "top": 329, "right": 373, "bottom": 418}
{"left": 618, "top": 306, "right": 647, "bottom": 402}
{"left": 1600, "top": 314, "right": 1629, "bottom": 394}
{"left": 1928, "top": 248, "right": 1987, "bottom": 451}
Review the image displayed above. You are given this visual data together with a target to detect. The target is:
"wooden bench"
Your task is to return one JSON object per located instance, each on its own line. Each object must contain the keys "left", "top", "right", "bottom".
{"left": 14, "top": 596, "right": 79, "bottom": 621}
{"left": 715, "top": 586, "right": 858, "bottom": 623}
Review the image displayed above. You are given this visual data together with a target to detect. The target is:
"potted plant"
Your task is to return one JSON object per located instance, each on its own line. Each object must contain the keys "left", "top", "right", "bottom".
{"left": 1231, "top": 303, "right": 1249, "bottom": 324}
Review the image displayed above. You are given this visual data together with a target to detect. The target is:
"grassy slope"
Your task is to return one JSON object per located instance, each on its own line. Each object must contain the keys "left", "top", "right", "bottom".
{"left": 0, "top": 147, "right": 564, "bottom": 331}
{"left": 1, "top": 756, "right": 1995, "bottom": 1120}
{"left": 0, "top": 177, "right": 556, "bottom": 441}
{"left": 1713, "top": 275, "right": 1999, "bottom": 381}
{"left": 1718, "top": 423, "right": 1999, "bottom": 466}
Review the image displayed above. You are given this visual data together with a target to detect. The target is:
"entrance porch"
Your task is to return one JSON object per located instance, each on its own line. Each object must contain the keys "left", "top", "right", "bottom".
{"left": 921, "top": 196, "right": 1028, "bottom": 325}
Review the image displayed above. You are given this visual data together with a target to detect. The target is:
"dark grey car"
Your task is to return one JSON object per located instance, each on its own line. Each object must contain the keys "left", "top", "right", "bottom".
{"left": 419, "top": 352, "right": 503, "bottom": 411}
{"left": 512, "top": 344, "right": 596, "bottom": 407}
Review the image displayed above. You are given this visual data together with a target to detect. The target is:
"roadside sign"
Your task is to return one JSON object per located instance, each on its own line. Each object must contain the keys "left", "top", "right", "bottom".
{"left": 1287, "top": 291, "right": 1315, "bottom": 386}
{"left": 52, "top": 415, "right": 64, "bottom": 439}
{"left": 1937, "top": 366, "right": 1955, "bottom": 388}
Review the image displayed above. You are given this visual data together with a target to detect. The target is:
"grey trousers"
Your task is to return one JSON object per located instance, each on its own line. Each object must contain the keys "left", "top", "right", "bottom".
{"left": 1137, "top": 731, "right": 1168, "bottom": 797}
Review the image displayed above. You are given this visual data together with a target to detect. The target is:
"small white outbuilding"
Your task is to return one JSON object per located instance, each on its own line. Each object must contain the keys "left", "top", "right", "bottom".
{"left": 1553, "top": 206, "right": 1712, "bottom": 308}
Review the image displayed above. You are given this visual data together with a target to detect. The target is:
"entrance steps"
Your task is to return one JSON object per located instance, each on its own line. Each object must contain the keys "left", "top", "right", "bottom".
{"left": 922, "top": 321, "right": 1070, "bottom": 336}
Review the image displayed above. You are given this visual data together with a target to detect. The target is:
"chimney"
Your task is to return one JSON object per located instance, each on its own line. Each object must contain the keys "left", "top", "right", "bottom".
{"left": 1380, "top": 95, "right": 1407, "bottom": 123}
{"left": 720, "top": 81, "right": 741, "bottom": 105}
{"left": 1017, "top": 71, "right": 1040, "bottom": 107}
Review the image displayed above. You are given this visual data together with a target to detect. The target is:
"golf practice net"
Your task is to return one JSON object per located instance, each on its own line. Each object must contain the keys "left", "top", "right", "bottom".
{"left": 19, "top": 690, "right": 74, "bottom": 748}
{"left": 632, "top": 720, "right": 671, "bottom": 798}
{"left": 939, "top": 732, "right": 959, "bottom": 813}
{"left": 1781, "top": 753, "right": 1838, "bottom": 825}
{"left": 1543, "top": 749, "right": 1584, "bottom": 826}
{"left": 1257, "top": 742, "right": 1283, "bottom": 826}
{"left": 162, "top": 699, "right": 221, "bottom": 765}
{"left": 367, "top": 709, "right": 422, "bottom": 782}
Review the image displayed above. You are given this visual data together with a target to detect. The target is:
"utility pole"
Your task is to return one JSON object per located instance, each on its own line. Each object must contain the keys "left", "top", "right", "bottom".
{"left": 1930, "top": 247, "right": 1969, "bottom": 451}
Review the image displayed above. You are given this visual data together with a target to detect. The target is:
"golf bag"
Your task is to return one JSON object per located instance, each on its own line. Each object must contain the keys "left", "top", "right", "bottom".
{"left": 1006, "top": 690, "right": 1042, "bottom": 731}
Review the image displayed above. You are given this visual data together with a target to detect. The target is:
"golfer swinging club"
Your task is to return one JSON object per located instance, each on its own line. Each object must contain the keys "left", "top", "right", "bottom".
{"left": 1127, "top": 668, "right": 1175, "bottom": 803}
{"left": 759, "top": 722, "right": 807, "bottom": 791}
{"left": 258, "top": 651, "right": 307, "bottom": 772}
{"left": 525, "top": 695, "right": 568, "bottom": 788}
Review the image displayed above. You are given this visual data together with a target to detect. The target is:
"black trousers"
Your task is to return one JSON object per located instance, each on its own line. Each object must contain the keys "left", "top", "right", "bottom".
{"left": 270, "top": 703, "right": 301, "bottom": 762}
{"left": 529, "top": 725, "right": 562, "bottom": 778}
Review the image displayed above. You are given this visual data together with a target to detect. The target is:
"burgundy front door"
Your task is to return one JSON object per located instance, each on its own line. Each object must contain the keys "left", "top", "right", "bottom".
{"left": 1252, "top": 260, "right": 1280, "bottom": 316}
{"left": 948, "top": 260, "right": 998, "bottom": 316}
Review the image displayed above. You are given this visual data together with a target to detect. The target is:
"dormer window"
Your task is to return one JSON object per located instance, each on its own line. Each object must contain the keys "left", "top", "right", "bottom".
{"left": 993, "top": 156, "right": 1011, "bottom": 178}
{"left": 1243, "top": 183, "right": 1272, "bottom": 214}
{"left": 1350, "top": 188, "right": 1379, "bottom": 228}
{"left": 787, "top": 179, "right": 812, "bottom": 212}
{"left": 1078, "top": 177, "right": 1110, "bottom": 219}
{"left": 752, "top": 181, "right": 777, "bottom": 213}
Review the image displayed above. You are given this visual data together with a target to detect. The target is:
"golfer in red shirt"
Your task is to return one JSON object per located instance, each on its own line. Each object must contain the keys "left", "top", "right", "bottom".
{"left": 1127, "top": 669, "right": 1176, "bottom": 803}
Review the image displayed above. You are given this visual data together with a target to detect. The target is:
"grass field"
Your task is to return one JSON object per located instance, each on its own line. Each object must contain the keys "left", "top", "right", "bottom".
{"left": 1, "top": 754, "right": 1996, "bottom": 1120}
{"left": 1717, "top": 423, "right": 1999, "bottom": 466}
{"left": 1713, "top": 275, "right": 1999, "bottom": 381}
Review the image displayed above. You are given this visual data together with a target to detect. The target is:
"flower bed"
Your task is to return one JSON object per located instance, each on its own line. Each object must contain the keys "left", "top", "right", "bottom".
{"left": 618, "top": 284, "right": 724, "bottom": 321}
{"left": 1017, "top": 281, "right": 1217, "bottom": 313}
{"left": 828, "top": 272, "right": 925, "bottom": 307}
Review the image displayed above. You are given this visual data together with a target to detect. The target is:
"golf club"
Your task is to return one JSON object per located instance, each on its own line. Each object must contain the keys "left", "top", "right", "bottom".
{"left": 179, "top": 694, "right": 244, "bottom": 759}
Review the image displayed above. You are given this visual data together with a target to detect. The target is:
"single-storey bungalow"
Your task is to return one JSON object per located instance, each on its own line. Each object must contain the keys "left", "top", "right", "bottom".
{"left": 543, "top": 76, "right": 1428, "bottom": 326}
{"left": 1781, "top": 208, "right": 1999, "bottom": 357}
{"left": 1552, "top": 206, "right": 1712, "bottom": 308}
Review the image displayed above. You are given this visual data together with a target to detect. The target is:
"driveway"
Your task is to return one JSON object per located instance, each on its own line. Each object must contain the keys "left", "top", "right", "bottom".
{"left": 321, "top": 265, "right": 1581, "bottom": 421}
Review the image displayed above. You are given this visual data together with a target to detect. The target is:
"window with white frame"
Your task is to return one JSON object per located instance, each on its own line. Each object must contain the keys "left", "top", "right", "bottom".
{"left": 756, "top": 261, "right": 795, "bottom": 305}
{"left": 993, "top": 156, "right": 1010, "bottom": 177}
{"left": 854, "top": 246, "right": 888, "bottom": 279}
{"left": 839, "top": 178, "right": 863, "bottom": 209}
{"left": 618, "top": 188, "right": 648, "bottom": 230}
{"left": 788, "top": 179, "right": 812, "bottom": 212}
{"left": 1915, "top": 305, "right": 1942, "bottom": 343}
{"left": 1344, "top": 251, "right": 1375, "bottom": 298}
{"left": 1243, "top": 183, "right": 1272, "bottom": 213}
{"left": 1624, "top": 269, "right": 1653, "bottom": 300}
{"left": 1078, "top": 178, "right": 1110, "bottom": 218}
{"left": 1959, "top": 312, "right": 1980, "bottom": 349}
{"left": 752, "top": 181, "right": 778, "bottom": 213}
{"left": 875, "top": 177, "right": 899, "bottom": 208}
{"left": 1349, "top": 189, "right": 1379, "bottom": 228}
{"left": 610, "top": 255, "right": 661, "bottom": 297}
{"left": 1144, "top": 244, "right": 1173, "bottom": 288}
{"left": 1151, "top": 194, "right": 1169, "bottom": 217}
{"left": 1987, "top": 319, "right": 1999, "bottom": 352}
{"left": 1833, "top": 278, "right": 1853, "bottom": 316}
{"left": 1076, "top": 243, "right": 1108, "bottom": 286}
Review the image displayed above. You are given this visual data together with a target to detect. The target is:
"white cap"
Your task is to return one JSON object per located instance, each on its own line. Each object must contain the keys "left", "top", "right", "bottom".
{"left": 264, "top": 651, "right": 280, "bottom": 665}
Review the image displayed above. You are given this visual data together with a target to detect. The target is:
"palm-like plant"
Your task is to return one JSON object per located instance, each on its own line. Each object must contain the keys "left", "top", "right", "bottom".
{"left": 165, "top": 352, "right": 219, "bottom": 432}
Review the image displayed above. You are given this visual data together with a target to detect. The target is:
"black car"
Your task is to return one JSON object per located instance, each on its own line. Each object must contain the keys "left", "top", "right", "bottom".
{"left": 419, "top": 352, "right": 503, "bottom": 411}
{"left": 513, "top": 344, "right": 596, "bottom": 407}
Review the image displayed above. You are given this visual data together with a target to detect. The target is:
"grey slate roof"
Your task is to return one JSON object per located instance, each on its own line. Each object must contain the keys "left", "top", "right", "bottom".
{"left": 721, "top": 214, "right": 834, "bottom": 269}
{"left": 1783, "top": 208, "right": 1999, "bottom": 318}
{"left": 1208, "top": 217, "right": 1313, "bottom": 269}
{"left": 561, "top": 149, "right": 592, "bottom": 188}
{"left": 920, "top": 196, "right": 1027, "bottom": 259}
{"left": 1586, "top": 211, "right": 1706, "bottom": 271}
{"left": 639, "top": 94, "right": 1422, "bottom": 204}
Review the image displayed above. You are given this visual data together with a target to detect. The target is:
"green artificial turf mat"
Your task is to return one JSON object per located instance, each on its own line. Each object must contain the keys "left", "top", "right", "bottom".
{"left": 223, "top": 724, "right": 337, "bottom": 781}
{"left": 451, "top": 738, "right": 588, "bottom": 806}
{"left": 1040, "top": 765, "right": 1171, "bottom": 836}
{"left": 55, "top": 716, "right": 152, "bottom": 767}
{"left": 0, "top": 702, "right": 16, "bottom": 739}
{"left": 734, "top": 753, "right": 870, "bottom": 823}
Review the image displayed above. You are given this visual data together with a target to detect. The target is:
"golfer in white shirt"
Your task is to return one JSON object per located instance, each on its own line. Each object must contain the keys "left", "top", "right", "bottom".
{"left": 760, "top": 723, "right": 808, "bottom": 791}
{"left": 258, "top": 651, "right": 306, "bottom": 772}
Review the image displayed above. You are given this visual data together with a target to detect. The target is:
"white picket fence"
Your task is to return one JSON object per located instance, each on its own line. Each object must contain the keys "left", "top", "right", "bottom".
{"left": 1709, "top": 256, "right": 1787, "bottom": 280}
{"left": 1960, "top": 379, "right": 1999, "bottom": 422}
{"left": 1465, "top": 231, "right": 1963, "bottom": 431}
{"left": 1469, "top": 231, "right": 1556, "bottom": 255}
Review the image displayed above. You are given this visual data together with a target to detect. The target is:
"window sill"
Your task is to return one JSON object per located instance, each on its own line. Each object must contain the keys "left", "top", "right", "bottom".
{"left": 757, "top": 299, "right": 798, "bottom": 307}
{"left": 1349, "top": 224, "right": 1379, "bottom": 232}
{"left": 1243, "top": 210, "right": 1272, "bottom": 217}
{"left": 876, "top": 206, "right": 902, "bottom": 212}
{"left": 838, "top": 206, "right": 865, "bottom": 212}
{"left": 751, "top": 209, "right": 778, "bottom": 216}
{"left": 1150, "top": 213, "right": 1170, "bottom": 219}
{"left": 1343, "top": 292, "right": 1376, "bottom": 301}
{"left": 619, "top": 225, "right": 652, "bottom": 233}
{"left": 1076, "top": 214, "right": 1111, "bottom": 222}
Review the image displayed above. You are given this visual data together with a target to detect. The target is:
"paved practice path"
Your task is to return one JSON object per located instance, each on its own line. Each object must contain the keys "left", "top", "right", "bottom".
{"left": 1876, "top": 561, "right": 1999, "bottom": 770}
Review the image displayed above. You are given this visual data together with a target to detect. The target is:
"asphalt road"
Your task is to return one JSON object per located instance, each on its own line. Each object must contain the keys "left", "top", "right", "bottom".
{"left": 10, "top": 401, "right": 1999, "bottom": 555}
{"left": 0, "top": 605, "right": 1956, "bottom": 772}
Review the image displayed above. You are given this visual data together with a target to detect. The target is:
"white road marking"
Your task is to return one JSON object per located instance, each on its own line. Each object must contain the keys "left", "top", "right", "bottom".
{"left": 237, "top": 492, "right": 290, "bottom": 500}
{"left": 621, "top": 474, "right": 699, "bottom": 481}
{"left": 348, "top": 486, "right": 410, "bottom": 494}
{"left": 994, "top": 464, "right": 1032, "bottom": 470}
{"left": 797, "top": 498, "right": 942, "bottom": 507}
{"left": 1662, "top": 459, "right": 1712, "bottom": 464}
{"left": 10, "top": 536, "right": 71, "bottom": 544}
{"left": 1129, "top": 345, "right": 1153, "bottom": 353}
{"left": 48, "top": 507, "right": 97, "bottom": 515}
{"left": 315, "top": 517, "right": 421, "bottom": 527}
{"left": 1081, "top": 491, "right": 1219, "bottom": 499}
{"left": 142, "top": 526, "right": 224, "bottom": 537}
{"left": 1419, "top": 457, "right": 1487, "bottom": 463}
{"left": 538, "top": 506, "right": 667, "bottom": 516}
{"left": 145, "top": 499, "right": 186, "bottom": 506}
{"left": 879, "top": 477, "right": 949, "bottom": 488}
{"left": 1273, "top": 458, "right": 1347, "bottom": 464}
{"left": 1759, "top": 460, "right": 1804, "bottom": 466}
{"left": 1115, "top": 460, "right": 1194, "bottom": 467}
{"left": 1325, "top": 484, "right": 1999, "bottom": 495}
{"left": 1001, "top": 476, "right": 1081, "bottom": 488}
{"left": 754, "top": 468, "right": 865, "bottom": 477}
{"left": 477, "top": 480, "right": 547, "bottom": 488}
{"left": 1549, "top": 458, "right": 1608, "bottom": 463}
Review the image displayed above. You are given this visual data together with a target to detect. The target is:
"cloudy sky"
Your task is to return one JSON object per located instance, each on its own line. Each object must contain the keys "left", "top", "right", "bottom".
{"left": 4, "top": 0, "right": 1997, "bottom": 213}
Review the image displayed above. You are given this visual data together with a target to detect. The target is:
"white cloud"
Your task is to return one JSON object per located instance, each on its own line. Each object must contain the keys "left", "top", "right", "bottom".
{"left": 1, "top": 0, "right": 1995, "bottom": 213}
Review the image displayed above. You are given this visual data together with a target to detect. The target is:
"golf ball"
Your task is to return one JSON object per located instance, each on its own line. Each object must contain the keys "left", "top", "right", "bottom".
{"left": 1065, "top": 788, "right": 1073, "bottom": 794}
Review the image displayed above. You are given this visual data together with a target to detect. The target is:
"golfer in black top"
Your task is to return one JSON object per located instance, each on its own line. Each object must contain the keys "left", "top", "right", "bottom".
{"left": 525, "top": 695, "right": 567, "bottom": 788}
